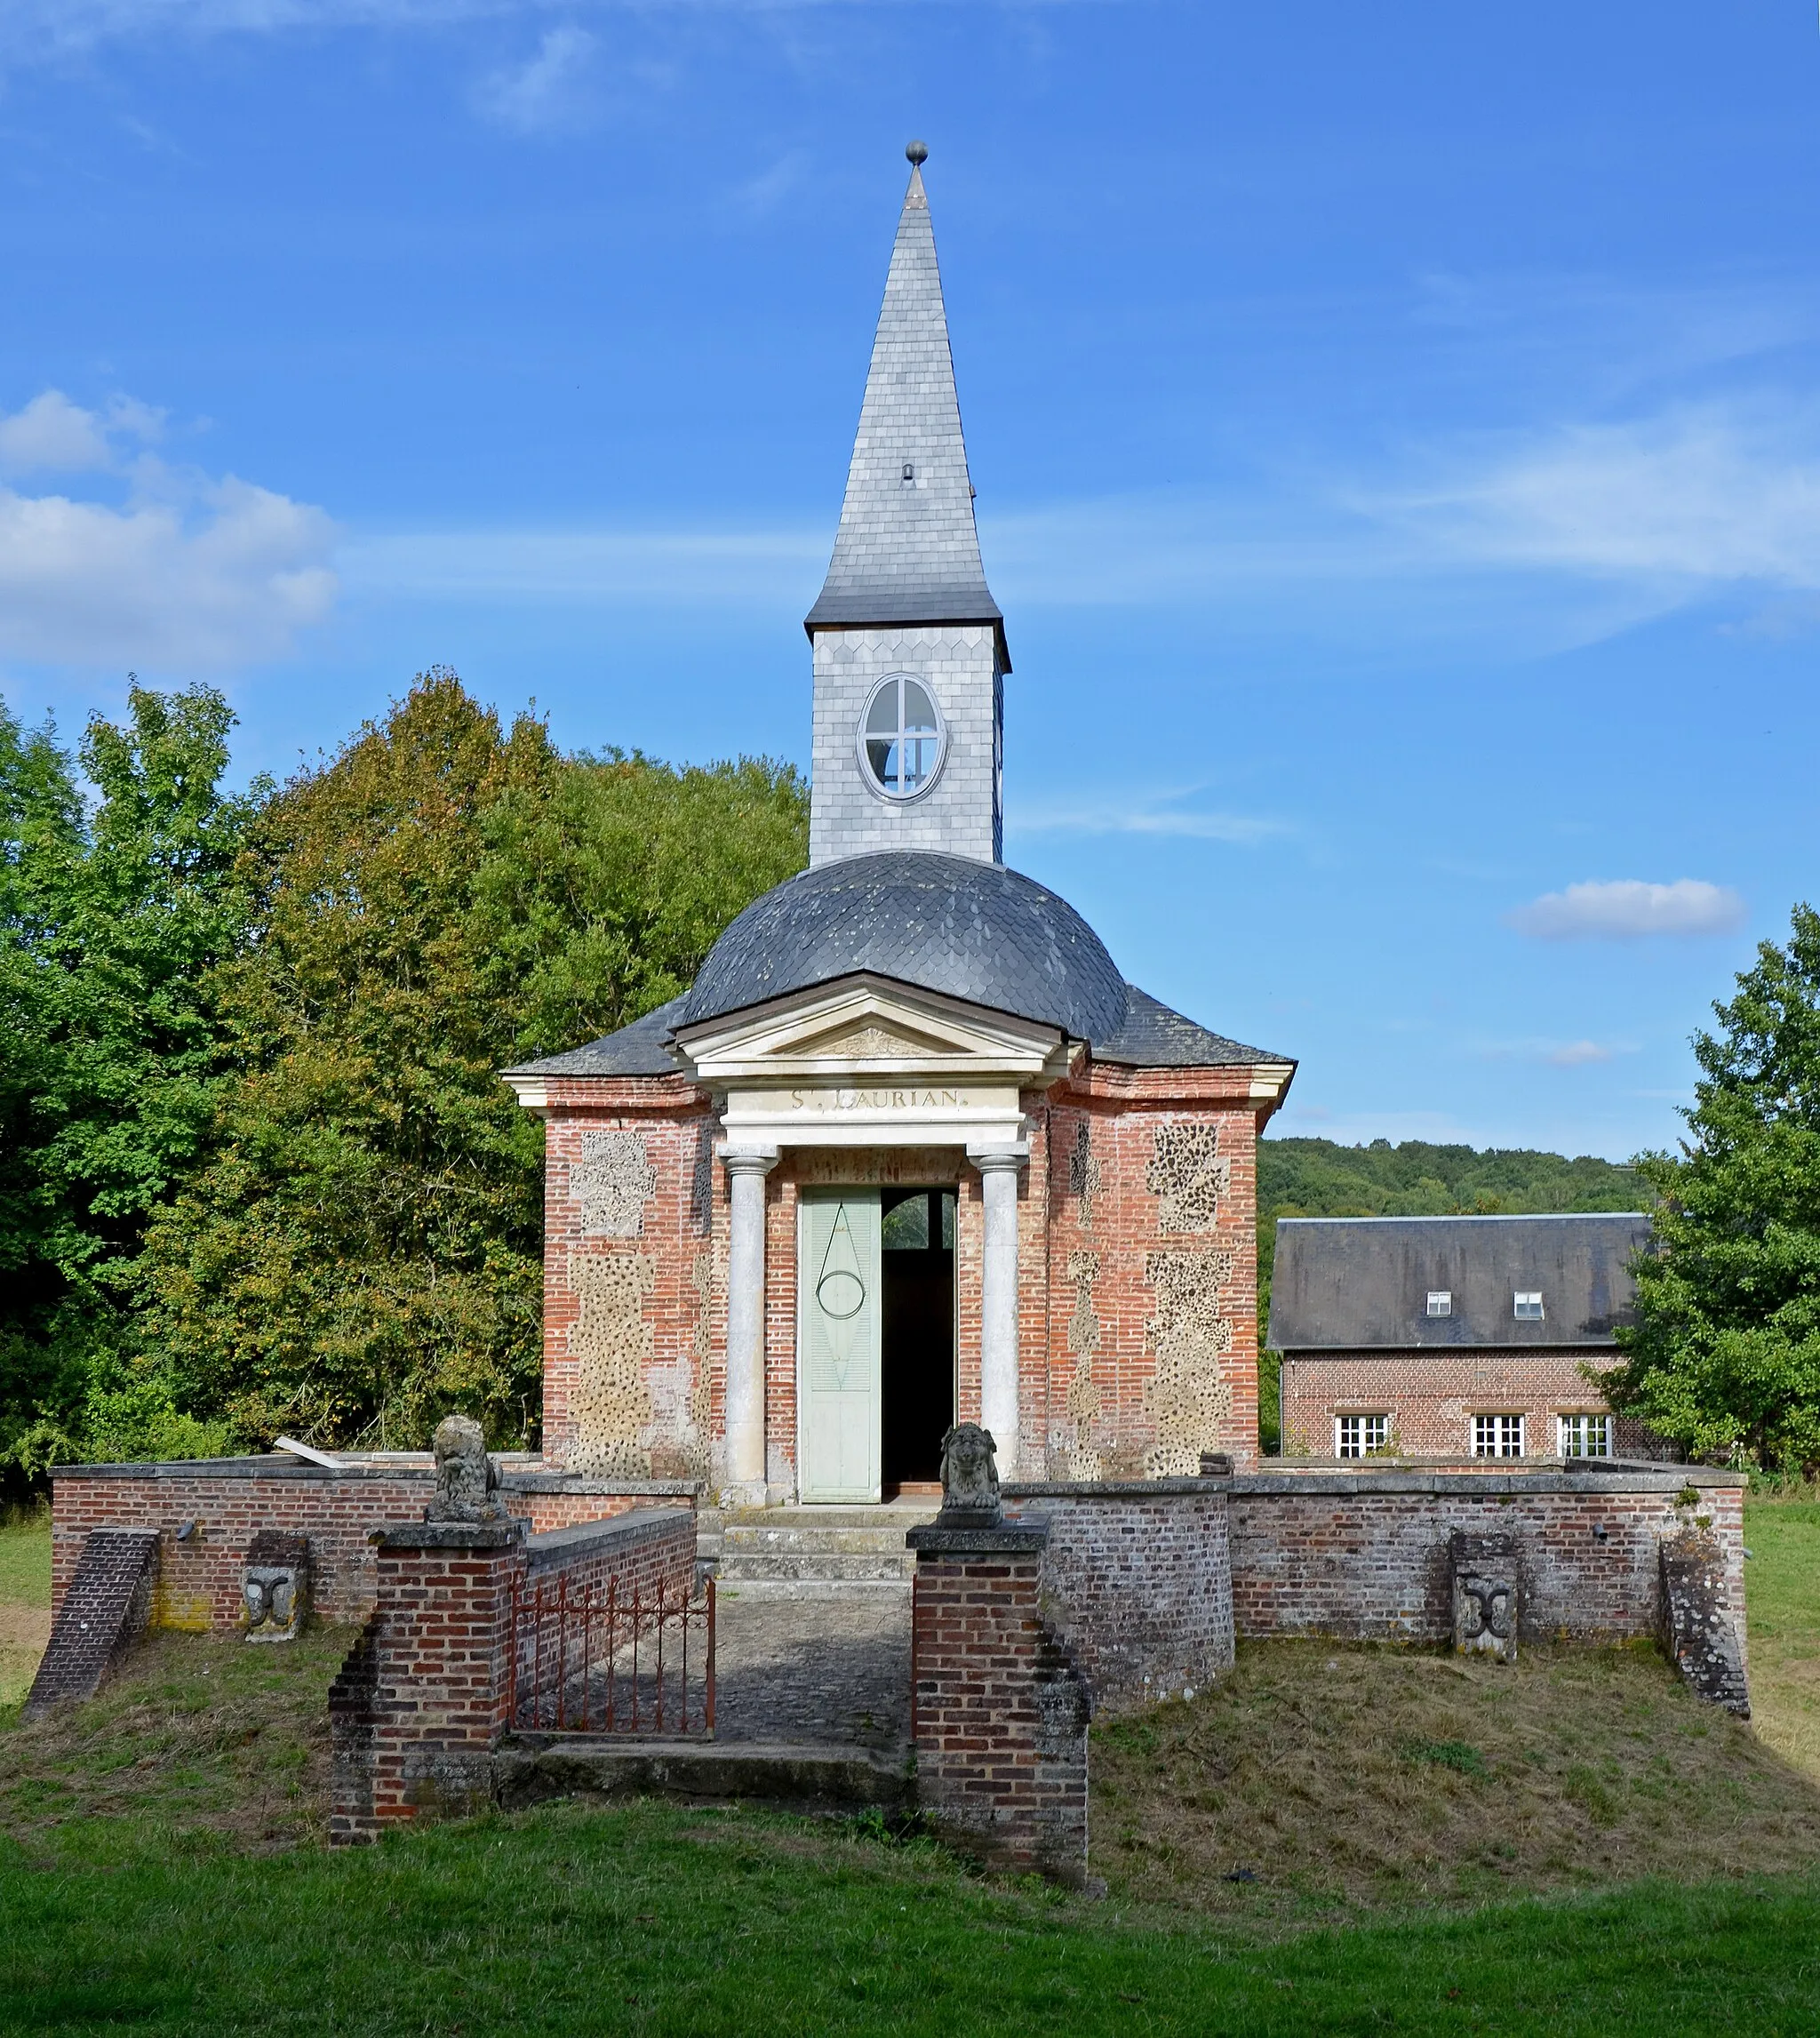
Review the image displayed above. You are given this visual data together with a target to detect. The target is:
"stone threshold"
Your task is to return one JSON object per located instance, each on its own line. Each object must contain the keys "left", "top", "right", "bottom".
{"left": 495, "top": 1735, "right": 914, "bottom": 1816}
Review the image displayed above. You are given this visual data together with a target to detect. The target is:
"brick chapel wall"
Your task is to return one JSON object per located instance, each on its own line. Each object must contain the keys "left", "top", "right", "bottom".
{"left": 51, "top": 1461, "right": 689, "bottom": 1632}
{"left": 539, "top": 1076, "right": 722, "bottom": 1482}
{"left": 1278, "top": 1349, "right": 1672, "bottom": 1461}
{"left": 1033, "top": 1067, "right": 1264, "bottom": 1477}
{"left": 1227, "top": 1468, "right": 1746, "bottom": 1646}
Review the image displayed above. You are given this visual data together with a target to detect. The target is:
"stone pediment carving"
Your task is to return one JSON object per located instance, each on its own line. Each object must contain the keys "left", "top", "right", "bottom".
{"left": 788, "top": 1017, "right": 954, "bottom": 1061}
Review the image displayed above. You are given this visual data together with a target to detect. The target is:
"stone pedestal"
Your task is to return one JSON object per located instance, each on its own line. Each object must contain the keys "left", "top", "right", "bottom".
{"left": 906, "top": 1516, "right": 1090, "bottom": 1885}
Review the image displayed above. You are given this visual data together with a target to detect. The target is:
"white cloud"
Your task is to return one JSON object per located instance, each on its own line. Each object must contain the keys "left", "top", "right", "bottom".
{"left": 0, "top": 389, "right": 164, "bottom": 476}
{"left": 473, "top": 24, "right": 602, "bottom": 135}
{"left": 0, "top": 468, "right": 338, "bottom": 670}
{"left": 1010, "top": 791, "right": 1284, "bottom": 846}
{"left": 1507, "top": 878, "right": 1747, "bottom": 941}
{"left": 1372, "top": 407, "right": 1820, "bottom": 591}
{"left": 1543, "top": 1039, "right": 1614, "bottom": 1068}
{"left": 339, "top": 523, "right": 825, "bottom": 603}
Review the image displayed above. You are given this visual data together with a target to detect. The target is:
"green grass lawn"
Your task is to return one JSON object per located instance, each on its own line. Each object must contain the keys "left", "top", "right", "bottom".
{"left": 1, "top": 1500, "right": 1816, "bottom": 2034}
{"left": 0, "top": 1507, "right": 51, "bottom": 1709}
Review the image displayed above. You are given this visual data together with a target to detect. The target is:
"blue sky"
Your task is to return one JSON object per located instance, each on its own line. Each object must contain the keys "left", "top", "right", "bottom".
{"left": 2, "top": 2, "right": 1817, "bottom": 1163}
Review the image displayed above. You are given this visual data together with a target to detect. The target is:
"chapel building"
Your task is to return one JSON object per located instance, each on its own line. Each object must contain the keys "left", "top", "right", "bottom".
{"left": 504, "top": 148, "right": 1296, "bottom": 1504}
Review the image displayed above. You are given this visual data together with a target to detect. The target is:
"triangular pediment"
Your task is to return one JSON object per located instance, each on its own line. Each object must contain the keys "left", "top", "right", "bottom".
{"left": 672, "top": 972, "right": 1076, "bottom": 1089}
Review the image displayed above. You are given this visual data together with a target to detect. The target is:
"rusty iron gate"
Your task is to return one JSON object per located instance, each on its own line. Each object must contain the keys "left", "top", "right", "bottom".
{"left": 507, "top": 1573, "right": 715, "bottom": 1737}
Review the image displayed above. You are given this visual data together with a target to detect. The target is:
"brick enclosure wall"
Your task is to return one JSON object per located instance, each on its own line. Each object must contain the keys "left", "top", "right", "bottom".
{"left": 1277, "top": 1348, "right": 1673, "bottom": 1460}
{"left": 331, "top": 1508, "right": 695, "bottom": 1843}
{"left": 51, "top": 1459, "right": 692, "bottom": 1632}
{"left": 908, "top": 1525, "right": 1091, "bottom": 1883}
{"left": 1004, "top": 1481, "right": 1234, "bottom": 1707}
{"left": 1228, "top": 1467, "right": 1746, "bottom": 1647}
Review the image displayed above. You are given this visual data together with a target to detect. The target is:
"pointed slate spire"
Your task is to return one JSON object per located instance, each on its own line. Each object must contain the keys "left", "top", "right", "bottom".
{"left": 805, "top": 145, "right": 1006, "bottom": 662}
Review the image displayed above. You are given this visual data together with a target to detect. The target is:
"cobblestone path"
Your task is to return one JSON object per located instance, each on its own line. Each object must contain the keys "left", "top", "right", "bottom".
{"left": 711, "top": 1589, "right": 911, "bottom": 1751}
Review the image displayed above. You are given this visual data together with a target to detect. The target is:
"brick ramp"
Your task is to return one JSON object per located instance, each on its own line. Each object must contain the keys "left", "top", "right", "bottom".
{"left": 496, "top": 1736, "right": 914, "bottom": 1817}
{"left": 23, "top": 1529, "right": 159, "bottom": 1718}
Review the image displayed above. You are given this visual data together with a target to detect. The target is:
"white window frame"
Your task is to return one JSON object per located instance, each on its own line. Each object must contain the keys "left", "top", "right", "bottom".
{"left": 1473, "top": 1412, "right": 1525, "bottom": 1459}
{"left": 856, "top": 672, "right": 947, "bottom": 803}
{"left": 1558, "top": 1412, "right": 1612, "bottom": 1460}
{"left": 1513, "top": 1291, "right": 1545, "bottom": 1321}
{"left": 1425, "top": 1291, "right": 1452, "bottom": 1317}
{"left": 1335, "top": 1413, "right": 1391, "bottom": 1459}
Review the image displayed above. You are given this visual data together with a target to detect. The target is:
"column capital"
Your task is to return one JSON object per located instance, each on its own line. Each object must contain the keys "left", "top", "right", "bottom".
{"left": 967, "top": 1142, "right": 1028, "bottom": 1172}
{"left": 720, "top": 1145, "right": 780, "bottom": 1178}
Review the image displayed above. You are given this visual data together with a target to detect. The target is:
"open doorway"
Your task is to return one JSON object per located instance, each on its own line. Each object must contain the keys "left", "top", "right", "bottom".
{"left": 880, "top": 1187, "right": 956, "bottom": 1493}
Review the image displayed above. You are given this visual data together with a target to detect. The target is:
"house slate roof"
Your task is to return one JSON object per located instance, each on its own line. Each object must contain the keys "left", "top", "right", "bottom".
{"left": 1267, "top": 1212, "right": 1653, "bottom": 1353}
{"left": 802, "top": 157, "right": 1005, "bottom": 655}
{"left": 506, "top": 858, "right": 1291, "bottom": 1078}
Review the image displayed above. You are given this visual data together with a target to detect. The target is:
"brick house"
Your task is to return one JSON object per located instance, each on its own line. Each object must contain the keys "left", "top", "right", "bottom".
{"left": 499, "top": 153, "right": 1297, "bottom": 1502}
{"left": 1269, "top": 1212, "right": 1669, "bottom": 1462}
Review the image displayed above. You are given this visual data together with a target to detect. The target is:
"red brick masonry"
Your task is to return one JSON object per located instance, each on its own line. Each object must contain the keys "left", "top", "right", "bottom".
{"left": 906, "top": 1520, "right": 1091, "bottom": 1884}
{"left": 1225, "top": 1464, "right": 1746, "bottom": 1649}
{"left": 329, "top": 1507, "right": 696, "bottom": 1843}
{"left": 49, "top": 1457, "right": 698, "bottom": 1631}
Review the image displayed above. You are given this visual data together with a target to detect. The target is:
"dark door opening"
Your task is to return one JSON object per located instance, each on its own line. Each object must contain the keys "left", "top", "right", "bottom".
{"left": 881, "top": 1187, "right": 955, "bottom": 1491}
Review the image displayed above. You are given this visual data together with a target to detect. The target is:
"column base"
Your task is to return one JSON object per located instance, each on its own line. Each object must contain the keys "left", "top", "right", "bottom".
{"left": 717, "top": 1479, "right": 770, "bottom": 1511}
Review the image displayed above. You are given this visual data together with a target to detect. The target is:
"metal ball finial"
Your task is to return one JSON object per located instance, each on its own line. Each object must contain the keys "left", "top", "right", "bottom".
{"left": 906, "top": 140, "right": 929, "bottom": 166}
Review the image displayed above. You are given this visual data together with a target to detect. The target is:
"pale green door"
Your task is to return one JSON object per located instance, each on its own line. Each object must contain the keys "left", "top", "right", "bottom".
{"left": 798, "top": 1191, "right": 882, "bottom": 1502}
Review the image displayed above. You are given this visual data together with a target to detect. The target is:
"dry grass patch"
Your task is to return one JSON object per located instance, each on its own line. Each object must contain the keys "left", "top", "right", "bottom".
{"left": 0, "top": 1624, "right": 353, "bottom": 1860}
{"left": 1091, "top": 1637, "right": 1820, "bottom": 1924}
{"left": 1744, "top": 1499, "right": 1820, "bottom": 1784}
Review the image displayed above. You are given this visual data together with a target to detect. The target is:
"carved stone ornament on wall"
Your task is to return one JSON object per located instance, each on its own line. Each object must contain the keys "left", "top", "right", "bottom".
{"left": 1145, "top": 1123, "right": 1231, "bottom": 1234}
{"left": 568, "top": 1249, "right": 657, "bottom": 1476}
{"left": 243, "top": 1529, "right": 311, "bottom": 1642}
{"left": 1143, "top": 1248, "right": 1236, "bottom": 1476}
{"left": 1450, "top": 1530, "right": 1520, "bottom": 1664}
{"left": 573, "top": 1129, "right": 659, "bottom": 1238}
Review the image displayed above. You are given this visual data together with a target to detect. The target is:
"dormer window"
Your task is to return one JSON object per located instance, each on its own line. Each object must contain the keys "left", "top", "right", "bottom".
{"left": 859, "top": 674, "right": 946, "bottom": 801}
{"left": 1425, "top": 1291, "right": 1452, "bottom": 1317}
{"left": 1514, "top": 1291, "right": 1545, "bottom": 1320}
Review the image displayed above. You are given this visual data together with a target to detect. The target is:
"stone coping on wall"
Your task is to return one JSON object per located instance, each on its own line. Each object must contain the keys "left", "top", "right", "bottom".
{"left": 906, "top": 1522, "right": 1051, "bottom": 1555}
{"left": 1228, "top": 1462, "right": 1745, "bottom": 1497}
{"left": 49, "top": 1455, "right": 702, "bottom": 1500}
{"left": 523, "top": 1509, "right": 695, "bottom": 1569}
{"left": 1003, "top": 1479, "right": 1231, "bottom": 1500}
{"left": 371, "top": 1521, "right": 529, "bottom": 1550}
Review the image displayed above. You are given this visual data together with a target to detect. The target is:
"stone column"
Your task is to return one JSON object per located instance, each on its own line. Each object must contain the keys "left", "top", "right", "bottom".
{"left": 970, "top": 1145, "right": 1026, "bottom": 1479}
{"left": 722, "top": 1147, "right": 779, "bottom": 1505}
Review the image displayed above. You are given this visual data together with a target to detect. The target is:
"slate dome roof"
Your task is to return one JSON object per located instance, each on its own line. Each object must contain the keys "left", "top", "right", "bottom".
{"left": 677, "top": 851, "right": 1130, "bottom": 1042}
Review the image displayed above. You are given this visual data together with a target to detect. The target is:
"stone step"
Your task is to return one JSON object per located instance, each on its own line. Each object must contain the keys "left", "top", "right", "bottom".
{"left": 716, "top": 1550, "right": 918, "bottom": 1583}
{"left": 714, "top": 1578, "right": 914, "bottom": 1602}
{"left": 496, "top": 1734, "right": 914, "bottom": 1816}
{"left": 721, "top": 1524, "right": 918, "bottom": 1556}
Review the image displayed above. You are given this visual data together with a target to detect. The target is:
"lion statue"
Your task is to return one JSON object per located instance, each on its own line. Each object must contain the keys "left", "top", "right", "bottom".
{"left": 426, "top": 1413, "right": 508, "bottom": 1524}
{"left": 938, "top": 1421, "right": 1002, "bottom": 1524}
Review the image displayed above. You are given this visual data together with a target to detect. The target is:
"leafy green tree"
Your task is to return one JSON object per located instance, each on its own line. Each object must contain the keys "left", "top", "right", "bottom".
{"left": 1608, "top": 906, "right": 1820, "bottom": 1473}
{"left": 0, "top": 684, "right": 259, "bottom": 1477}
{"left": 136, "top": 672, "right": 808, "bottom": 1453}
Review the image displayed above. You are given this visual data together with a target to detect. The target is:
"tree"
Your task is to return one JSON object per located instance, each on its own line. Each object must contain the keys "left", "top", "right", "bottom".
{"left": 135, "top": 671, "right": 809, "bottom": 1453}
{"left": 1608, "top": 905, "right": 1820, "bottom": 1474}
{"left": 0, "top": 684, "right": 260, "bottom": 1477}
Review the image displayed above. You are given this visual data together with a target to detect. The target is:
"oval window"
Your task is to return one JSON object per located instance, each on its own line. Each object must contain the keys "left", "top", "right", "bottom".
{"left": 858, "top": 674, "right": 946, "bottom": 800}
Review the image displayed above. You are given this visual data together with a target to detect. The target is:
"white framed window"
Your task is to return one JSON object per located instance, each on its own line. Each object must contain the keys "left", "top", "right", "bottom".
{"left": 1558, "top": 1413, "right": 1612, "bottom": 1459}
{"left": 1513, "top": 1291, "right": 1545, "bottom": 1321}
{"left": 1336, "top": 1413, "right": 1391, "bottom": 1459}
{"left": 1426, "top": 1291, "right": 1452, "bottom": 1316}
{"left": 858, "top": 674, "right": 946, "bottom": 801}
{"left": 1473, "top": 1413, "right": 1525, "bottom": 1459}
